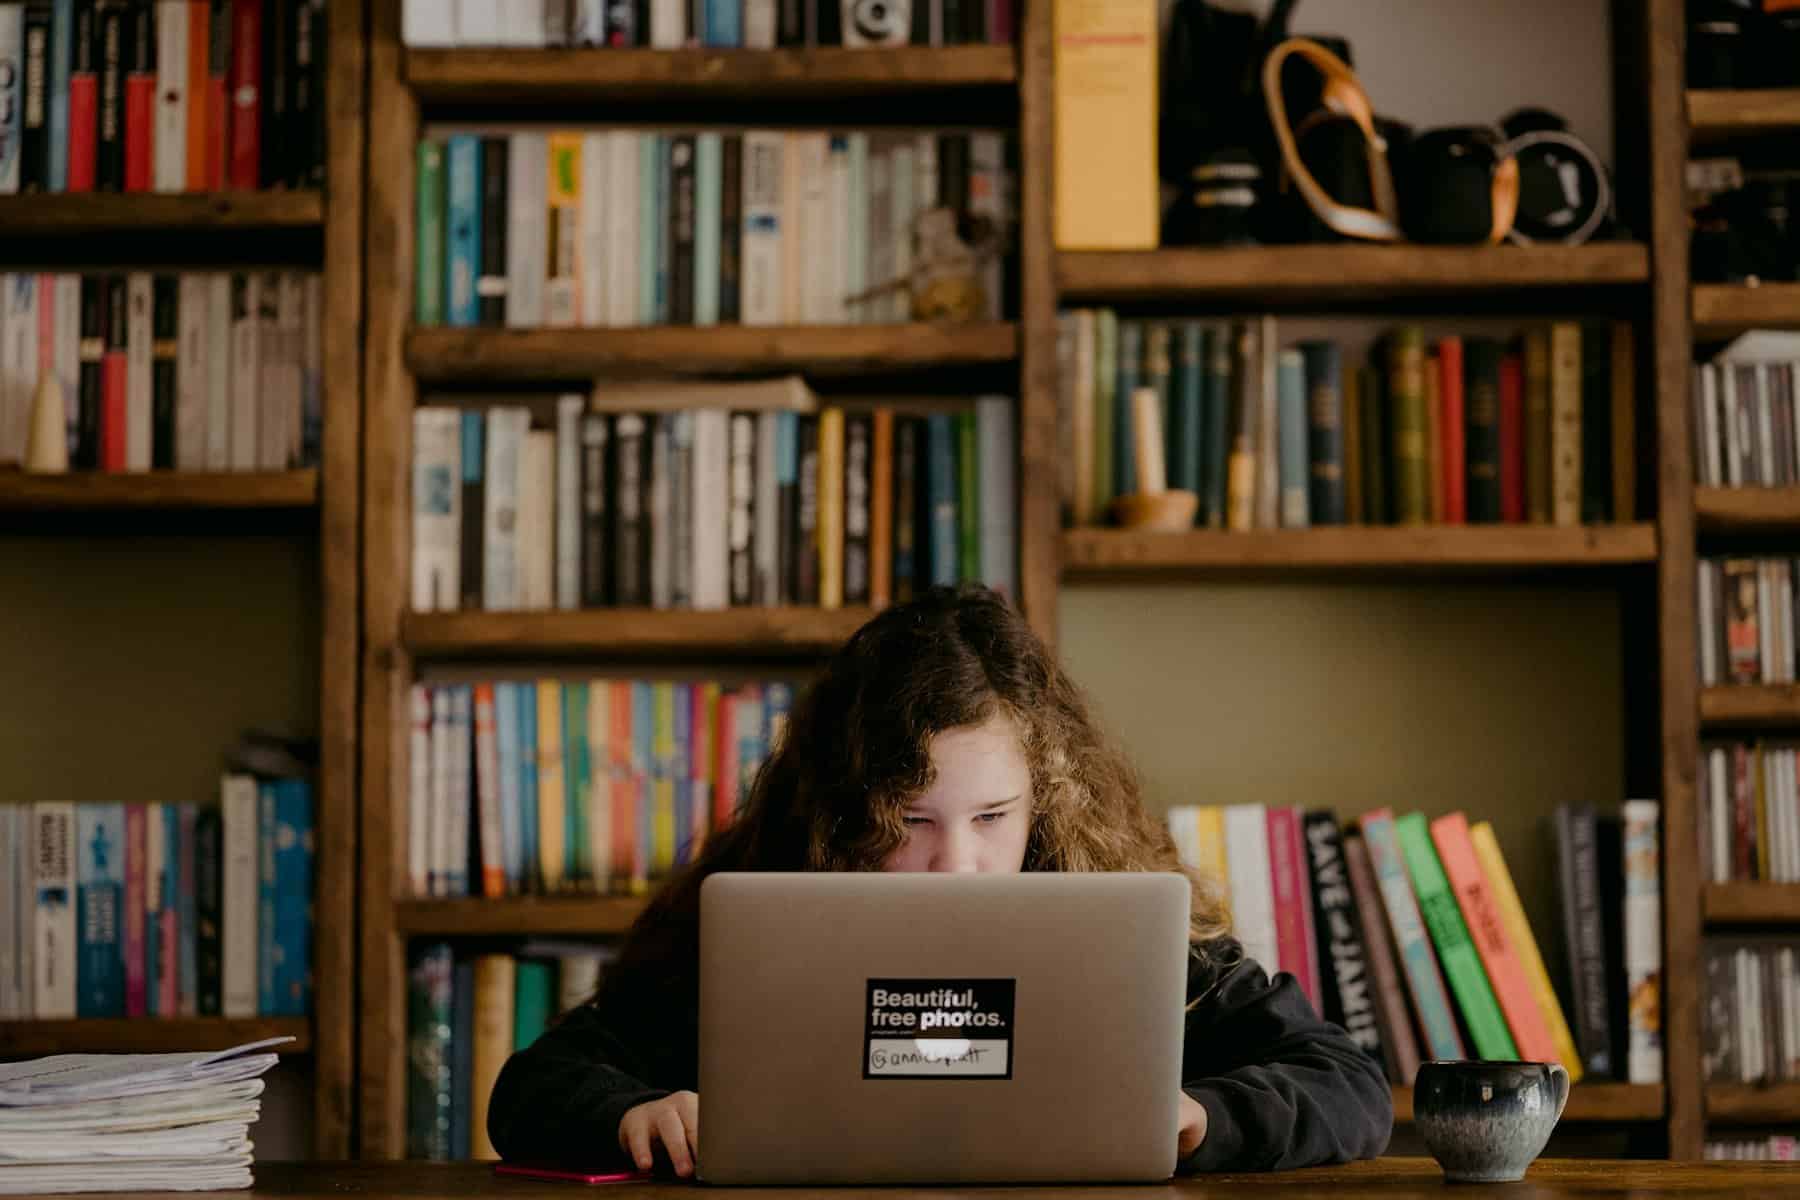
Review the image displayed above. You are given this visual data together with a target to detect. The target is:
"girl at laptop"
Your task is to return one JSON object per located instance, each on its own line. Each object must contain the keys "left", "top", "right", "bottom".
{"left": 489, "top": 586, "right": 1393, "bottom": 1175}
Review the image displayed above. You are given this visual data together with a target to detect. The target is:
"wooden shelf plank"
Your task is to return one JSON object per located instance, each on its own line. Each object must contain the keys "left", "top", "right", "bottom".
{"left": 1704, "top": 883, "right": 1800, "bottom": 925}
{"left": 396, "top": 896, "right": 649, "bottom": 937}
{"left": 0, "top": 191, "right": 323, "bottom": 233}
{"left": 1392, "top": 1083, "right": 1663, "bottom": 1124}
{"left": 406, "top": 323, "right": 1019, "bottom": 381}
{"left": 1693, "top": 283, "right": 1800, "bottom": 336}
{"left": 1700, "top": 686, "right": 1800, "bottom": 728}
{"left": 405, "top": 46, "right": 1016, "bottom": 103}
{"left": 405, "top": 606, "right": 878, "bottom": 658}
{"left": 1055, "top": 244, "right": 1650, "bottom": 303}
{"left": 0, "top": 1018, "right": 311, "bottom": 1057}
{"left": 1061, "top": 525, "right": 1658, "bottom": 576}
{"left": 1696, "top": 486, "right": 1800, "bottom": 533}
{"left": 1707, "top": 1083, "right": 1800, "bottom": 1124}
{"left": 0, "top": 469, "right": 320, "bottom": 511}
{"left": 1689, "top": 89, "right": 1800, "bottom": 142}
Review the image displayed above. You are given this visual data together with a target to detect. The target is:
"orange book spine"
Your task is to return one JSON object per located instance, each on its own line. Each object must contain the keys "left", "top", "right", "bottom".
{"left": 870, "top": 408, "right": 893, "bottom": 608}
{"left": 185, "top": 0, "right": 209, "bottom": 189}
{"left": 473, "top": 683, "right": 504, "bottom": 899}
{"left": 1430, "top": 812, "right": 1560, "bottom": 1063}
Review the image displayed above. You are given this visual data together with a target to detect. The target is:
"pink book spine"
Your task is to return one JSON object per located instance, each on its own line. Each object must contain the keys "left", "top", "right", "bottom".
{"left": 714, "top": 692, "right": 740, "bottom": 833}
{"left": 1289, "top": 806, "right": 1323, "bottom": 1014}
{"left": 1266, "top": 806, "right": 1318, "bottom": 1006}
{"left": 158, "top": 906, "right": 178, "bottom": 1015}
{"left": 123, "top": 807, "right": 146, "bottom": 1018}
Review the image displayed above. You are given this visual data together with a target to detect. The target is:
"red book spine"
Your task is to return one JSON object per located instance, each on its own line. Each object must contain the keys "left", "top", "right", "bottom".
{"left": 226, "top": 0, "right": 259, "bottom": 189}
{"left": 1265, "top": 806, "right": 1319, "bottom": 1009}
{"left": 123, "top": 1, "right": 155, "bottom": 192}
{"left": 123, "top": 805, "right": 147, "bottom": 1018}
{"left": 1499, "top": 351, "right": 1525, "bottom": 522}
{"left": 1437, "top": 336, "right": 1466, "bottom": 524}
{"left": 204, "top": 0, "right": 227, "bottom": 188}
{"left": 184, "top": 0, "right": 206, "bottom": 188}
{"left": 101, "top": 276, "right": 127, "bottom": 469}
{"left": 67, "top": 1, "right": 99, "bottom": 191}
{"left": 987, "top": 0, "right": 1013, "bottom": 43}
{"left": 713, "top": 690, "right": 738, "bottom": 835}
{"left": 158, "top": 903, "right": 178, "bottom": 1015}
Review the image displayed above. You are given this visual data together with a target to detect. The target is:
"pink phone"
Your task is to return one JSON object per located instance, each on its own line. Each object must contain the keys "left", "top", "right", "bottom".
{"left": 493, "top": 1164, "right": 657, "bottom": 1185}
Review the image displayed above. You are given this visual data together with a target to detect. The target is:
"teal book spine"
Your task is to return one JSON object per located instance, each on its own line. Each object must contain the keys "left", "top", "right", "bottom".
{"left": 693, "top": 132, "right": 722, "bottom": 327}
{"left": 1202, "top": 325, "right": 1231, "bottom": 527}
{"left": 445, "top": 134, "right": 481, "bottom": 328}
{"left": 48, "top": 0, "right": 69, "bottom": 191}
{"left": 415, "top": 141, "right": 445, "bottom": 325}
{"left": 638, "top": 134, "right": 659, "bottom": 325}
{"left": 1277, "top": 348, "right": 1309, "bottom": 528}
{"left": 513, "top": 958, "right": 555, "bottom": 1051}
{"left": 957, "top": 410, "right": 980, "bottom": 583}
{"left": 1093, "top": 309, "right": 1116, "bottom": 504}
{"left": 1395, "top": 811, "right": 1518, "bottom": 1061}
{"left": 1300, "top": 340, "right": 1345, "bottom": 525}
{"left": 495, "top": 682, "right": 522, "bottom": 893}
{"left": 272, "top": 780, "right": 313, "bottom": 1018}
{"left": 564, "top": 683, "right": 590, "bottom": 886}
{"left": 1172, "top": 322, "right": 1203, "bottom": 499}
{"left": 1358, "top": 808, "right": 1467, "bottom": 1061}
{"left": 76, "top": 804, "right": 123, "bottom": 1017}
{"left": 1114, "top": 319, "right": 1141, "bottom": 496}
{"left": 518, "top": 682, "right": 539, "bottom": 894}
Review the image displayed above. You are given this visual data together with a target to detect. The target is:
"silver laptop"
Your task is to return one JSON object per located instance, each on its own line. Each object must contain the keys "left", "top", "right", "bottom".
{"left": 698, "top": 872, "right": 1191, "bottom": 1184}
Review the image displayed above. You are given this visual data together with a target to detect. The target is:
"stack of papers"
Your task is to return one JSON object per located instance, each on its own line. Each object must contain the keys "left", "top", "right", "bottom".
{"left": 0, "top": 1039, "right": 287, "bottom": 1194}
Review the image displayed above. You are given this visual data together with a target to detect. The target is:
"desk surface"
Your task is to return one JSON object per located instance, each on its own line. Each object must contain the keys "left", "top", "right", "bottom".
{"left": 143, "top": 1159, "right": 1792, "bottom": 1200}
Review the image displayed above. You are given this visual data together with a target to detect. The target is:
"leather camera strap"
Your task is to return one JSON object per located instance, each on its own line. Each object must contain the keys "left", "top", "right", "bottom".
{"left": 1262, "top": 37, "right": 1402, "bottom": 242}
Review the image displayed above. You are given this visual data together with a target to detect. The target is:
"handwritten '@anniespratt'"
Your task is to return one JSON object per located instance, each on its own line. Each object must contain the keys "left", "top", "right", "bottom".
{"left": 870, "top": 1045, "right": 990, "bottom": 1070}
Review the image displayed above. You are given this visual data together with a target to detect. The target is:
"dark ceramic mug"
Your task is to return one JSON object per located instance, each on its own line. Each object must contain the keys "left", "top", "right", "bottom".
{"left": 1413, "top": 1060, "right": 1570, "bottom": 1183}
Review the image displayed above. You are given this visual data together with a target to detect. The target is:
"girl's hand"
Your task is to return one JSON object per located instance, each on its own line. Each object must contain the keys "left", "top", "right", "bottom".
{"left": 1177, "top": 1091, "right": 1207, "bottom": 1160}
{"left": 618, "top": 1091, "right": 699, "bottom": 1178}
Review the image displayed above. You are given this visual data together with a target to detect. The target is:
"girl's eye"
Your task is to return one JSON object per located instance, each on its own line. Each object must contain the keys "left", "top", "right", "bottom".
{"left": 902, "top": 816, "right": 932, "bottom": 828}
{"left": 976, "top": 811, "right": 1006, "bottom": 824}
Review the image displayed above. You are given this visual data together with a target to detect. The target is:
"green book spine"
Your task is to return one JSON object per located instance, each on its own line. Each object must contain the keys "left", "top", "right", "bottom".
{"left": 513, "top": 959, "right": 555, "bottom": 1051}
{"left": 1114, "top": 319, "right": 1142, "bottom": 495}
{"left": 1094, "top": 309, "right": 1116, "bottom": 505}
{"left": 564, "top": 683, "right": 590, "bottom": 885}
{"left": 957, "top": 410, "right": 980, "bottom": 582}
{"left": 1202, "top": 326, "right": 1231, "bottom": 528}
{"left": 1395, "top": 812, "right": 1519, "bottom": 1060}
{"left": 1174, "top": 322, "right": 1204, "bottom": 500}
{"left": 1358, "top": 363, "right": 1388, "bottom": 525}
{"left": 1388, "top": 328, "right": 1429, "bottom": 524}
{"left": 415, "top": 141, "right": 446, "bottom": 326}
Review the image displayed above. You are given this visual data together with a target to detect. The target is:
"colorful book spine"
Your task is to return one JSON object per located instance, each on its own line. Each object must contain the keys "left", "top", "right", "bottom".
{"left": 122, "top": 802, "right": 145, "bottom": 1017}
{"left": 518, "top": 681, "right": 539, "bottom": 892}
{"left": 157, "top": 801, "right": 178, "bottom": 1016}
{"left": 1469, "top": 820, "right": 1583, "bottom": 1080}
{"left": 536, "top": 680, "right": 565, "bottom": 892}
{"left": 1344, "top": 831, "right": 1421, "bottom": 1084}
{"left": 1622, "top": 799, "right": 1663, "bottom": 1084}
{"left": 272, "top": 779, "right": 312, "bottom": 1016}
{"left": 75, "top": 803, "right": 123, "bottom": 1017}
{"left": 1221, "top": 804, "right": 1277, "bottom": 975}
{"left": 1302, "top": 810, "right": 1384, "bottom": 1064}
{"left": 445, "top": 133, "right": 481, "bottom": 327}
{"left": 1265, "top": 806, "right": 1319, "bottom": 1010}
{"left": 1357, "top": 807, "right": 1465, "bottom": 1061}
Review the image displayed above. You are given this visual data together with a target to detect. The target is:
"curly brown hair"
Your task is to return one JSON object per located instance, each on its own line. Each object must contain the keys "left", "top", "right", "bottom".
{"left": 597, "top": 585, "right": 1233, "bottom": 1007}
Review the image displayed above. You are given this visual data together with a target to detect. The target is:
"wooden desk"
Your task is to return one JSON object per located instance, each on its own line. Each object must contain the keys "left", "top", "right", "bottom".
{"left": 129, "top": 1159, "right": 1793, "bottom": 1199}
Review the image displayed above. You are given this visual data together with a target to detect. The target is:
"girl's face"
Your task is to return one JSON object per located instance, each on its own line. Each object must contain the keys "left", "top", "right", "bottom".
{"left": 881, "top": 714, "right": 1031, "bottom": 874}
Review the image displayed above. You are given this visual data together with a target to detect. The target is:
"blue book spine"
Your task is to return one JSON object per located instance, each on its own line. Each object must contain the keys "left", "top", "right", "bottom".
{"left": 76, "top": 804, "right": 124, "bottom": 1017}
{"left": 763, "top": 682, "right": 792, "bottom": 752}
{"left": 495, "top": 682, "right": 522, "bottom": 893}
{"left": 274, "top": 780, "right": 314, "bottom": 1017}
{"left": 1300, "top": 340, "right": 1345, "bottom": 525}
{"left": 926, "top": 414, "right": 957, "bottom": 587}
{"left": 654, "top": 135, "right": 671, "bottom": 323}
{"left": 178, "top": 803, "right": 197, "bottom": 1015}
{"left": 1173, "top": 322, "right": 1204, "bottom": 496}
{"left": 1277, "top": 348, "right": 1310, "bottom": 528}
{"left": 637, "top": 133, "right": 659, "bottom": 325}
{"left": 632, "top": 682, "right": 653, "bottom": 884}
{"left": 702, "top": 0, "right": 739, "bottom": 45}
{"left": 672, "top": 683, "right": 692, "bottom": 866}
{"left": 518, "top": 682, "right": 539, "bottom": 892}
{"left": 693, "top": 133, "right": 722, "bottom": 326}
{"left": 564, "top": 682, "right": 589, "bottom": 884}
{"left": 258, "top": 784, "right": 279, "bottom": 1016}
{"left": 445, "top": 134, "right": 482, "bottom": 328}
{"left": 48, "top": 0, "right": 71, "bottom": 191}
{"left": 1114, "top": 320, "right": 1141, "bottom": 496}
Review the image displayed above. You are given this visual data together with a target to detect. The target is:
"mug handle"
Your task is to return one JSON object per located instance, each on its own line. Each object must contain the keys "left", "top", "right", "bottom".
{"left": 1547, "top": 1062, "right": 1570, "bottom": 1124}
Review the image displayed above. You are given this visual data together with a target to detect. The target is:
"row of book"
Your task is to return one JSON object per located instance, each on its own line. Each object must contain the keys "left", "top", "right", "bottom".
{"left": 1691, "top": 334, "right": 1800, "bottom": 487}
{"left": 0, "top": 271, "right": 322, "bottom": 472}
{"left": 1057, "top": 315, "right": 1637, "bottom": 530}
{"left": 1697, "top": 557, "right": 1800, "bottom": 687}
{"left": 1701, "top": 742, "right": 1800, "bottom": 885}
{"left": 413, "top": 127, "right": 1012, "bottom": 329}
{"left": 401, "top": 0, "right": 1012, "bottom": 48}
{"left": 409, "top": 677, "right": 789, "bottom": 898}
{"left": 0, "top": 779, "right": 313, "bottom": 1020}
{"left": 407, "top": 942, "right": 616, "bottom": 1162}
{"left": 1706, "top": 1136, "right": 1800, "bottom": 1161}
{"left": 412, "top": 384, "right": 1017, "bottom": 613}
{"left": 1167, "top": 803, "right": 1661, "bottom": 1085}
{"left": 1705, "top": 940, "right": 1800, "bottom": 1084}
{"left": 0, "top": 0, "right": 324, "bottom": 195}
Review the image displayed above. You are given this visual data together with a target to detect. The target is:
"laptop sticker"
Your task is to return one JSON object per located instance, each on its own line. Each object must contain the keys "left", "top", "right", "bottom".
{"left": 863, "top": 979, "right": 1015, "bottom": 1079}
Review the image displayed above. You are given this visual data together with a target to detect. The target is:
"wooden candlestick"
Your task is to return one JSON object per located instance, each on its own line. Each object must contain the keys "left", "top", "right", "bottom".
{"left": 24, "top": 372, "right": 69, "bottom": 474}
{"left": 1109, "top": 386, "right": 1197, "bottom": 530}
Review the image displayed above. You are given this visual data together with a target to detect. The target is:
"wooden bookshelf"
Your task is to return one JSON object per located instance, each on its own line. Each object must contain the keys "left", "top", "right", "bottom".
{"left": 405, "top": 607, "right": 877, "bottom": 659}
{"left": 1060, "top": 525, "right": 1658, "bottom": 577}
{"left": 1391, "top": 1084, "right": 1664, "bottom": 1124}
{"left": 0, "top": 1018, "right": 312, "bottom": 1058}
{"left": 1700, "top": 686, "right": 1800, "bottom": 728}
{"left": 404, "top": 45, "right": 1018, "bottom": 102}
{"left": 1703, "top": 883, "right": 1800, "bottom": 926}
{"left": 0, "top": 191, "right": 324, "bottom": 233}
{"left": 1693, "top": 283, "right": 1800, "bottom": 336}
{"left": 0, "top": 470, "right": 319, "bottom": 512}
{"left": 396, "top": 897, "right": 649, "bottom": 937}
{"left": 1695, "top": 486, "right": 1800, "bottom": 533}
{"left": 1706, "top": 1083, "right": 1800, "bottom": 1124}
{"left": 1055, "top": 244, "right": 1650, "bottom": 303}
{"left": 404, "top": 322, "right": 1020, "bottom": 381}
{"left": 1688, "top": 89, "right": 1800, "bottom": 142}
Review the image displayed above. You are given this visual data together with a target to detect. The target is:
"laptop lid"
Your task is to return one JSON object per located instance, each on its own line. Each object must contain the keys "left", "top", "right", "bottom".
{"left": 698, "top": 872, "right": 1191, "bottom": 1184}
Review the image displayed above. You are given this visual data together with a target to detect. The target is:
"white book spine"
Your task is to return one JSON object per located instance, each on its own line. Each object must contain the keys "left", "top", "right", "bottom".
{"left": 691, "top": 409, "right": 729, "bottom": 609}
{"left": 1, "top": 274, "right": 37, "bottom": 466}
{"left": 54, "top": 275, "right": 78, "bottom": 434}
{"left": 799, "top": 135, "right": 831, "bottom": 324}
{"left": 813, "top": 136, "right": 845, "bottom": 325}
{"left": 1711, "top": 748, "right": 1731, "bottom": 884}
{"left": 1723, "top": 367, "right": 1742, "bottom": 487}
{"left": 740, "top": 131, "right": 784, "bottom": 328}
{"left": 743, "top": 0, "right": 775, "bottom": 47}
{"left": 447, "top": 686, "right": 473, "bottom": 894}
{"left": 506, "top": 133, "right": 549, "bottom": 329}
{"left": 845, "top": 133, "right": 867, "bottom": 324}
{"left": 970, "top": 132, "right": 1004, "bottom": 320}
{"left": 474, "top": 685, "right": 502, "bottom": 895}
{"left": 0, "top": 7, "right": 19, "bottom": 193}
{"left": 403, "top": 0, "right": 459, "bottom": 45}
{"left": 154, "top": 1, "right": 187, "bottom": 192}
{"left": 175, "top": 274, "right": 207, "bottom": 470}
{"left": 411, "top": 407, "right": 462, "bottom": 612}
{"left": 279, "top": 273, "right": 304, "bottom": 466}
{"left": 1698, "top": 560, "right": 1718, "bottom": 687}
{"left": 889, "top": 142, "right": 915, "bottom": 323}
{"left": 555, "top": 393, "right": 583, "bottom": 610}
{"left": 753, "top": 411, "right": 778, "bottom": 604}
{"left": 455, "top": 0, "right": 499, "bottom": 43}
{"left": 1699, "top": 364, "right": 1719, "bottom": 487}
{"left": 502, "top": 0, "right": 546, "bottom": 45}
{"left": 579, "top": 132, "right": 608, "bottom": 327}
{"left": 585, "top": 683, "right": 611, "bottom": 891}
{"left": 228, "top": 274, "right": 259, "bottom": 470}
{"left": 429, "top": 688, "right": 452, "bottom": 895}
{"left": 866, "top": 143, "right": 893, "bottom": 327}
{"left": 650, "top": 0, "right": 683, "bottom": 47}
{"left": 977, "top": 394, "right": 1017, "bottom": 598}
{"left": 1759, "top": 364, "right": 1777, "bottom": 485}
{"left": 408, "top": 685, "right": 432, "bottom": 897}
{"left": 256, "top": 271, "right": 284, "bottom": 469}
{"left": 604, "top": 132, "right": 639, "bottom": 328}
{"left": 520, "top": 430, "right": 556, "bottom": 609}
{"left": 1222, "top": 804, "right": 1278, "bottom": 975}
{"left": 780, "top": 135, "right": 804, "bottom": 322}
{"left": 125, "top": 273, "right": 152, "bottom": 471}
{"left": 482, "top": 406, "right": 527, "bottom": 610}
{"left": 0, "top": 808, "right": 15, "bottom": 1018}
{"left": 1623, "top": 799, "right": 1662, "bottom": 1083}
{"left": 30, "top": 802, "right": 75, "bottom": 1020}
{"left": 220, "top": 776, "right": 259, "bottom": 1018}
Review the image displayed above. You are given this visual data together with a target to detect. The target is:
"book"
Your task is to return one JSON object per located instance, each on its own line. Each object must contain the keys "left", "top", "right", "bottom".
{"left": 1344, "top": 831, "right": 1421, "bottom": 1084}
{"left": 1302, "top": 811, "right": 1385, "bottom": 1067}
{"left": 1357, "top": 808, "right": 1464, "bottom": 1062}
{"left": 1051, "top": 0, "right": 1154, "bottom": 249}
